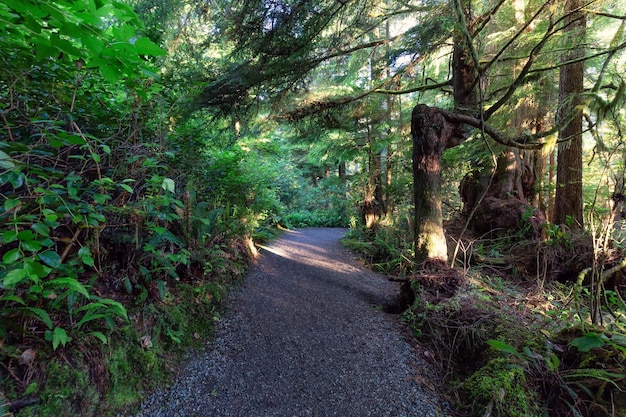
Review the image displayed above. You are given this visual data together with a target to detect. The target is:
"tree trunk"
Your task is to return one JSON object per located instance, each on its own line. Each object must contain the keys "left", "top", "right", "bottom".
{"left": 412, "top": 0, "right": 475, "bottom": 264}
{"left": 553, "top": 0, "right": 585, "bottom": 227}
{"left": 361, "top": 122, "right": 385, "bottom": 230}
{"left": 412, "top": 105, "right": 464, "bottom": 263}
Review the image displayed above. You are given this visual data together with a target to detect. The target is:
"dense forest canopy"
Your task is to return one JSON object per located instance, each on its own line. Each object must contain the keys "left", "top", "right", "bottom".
{"left": 1, "top": 0, "right": 626, "bottom": 416}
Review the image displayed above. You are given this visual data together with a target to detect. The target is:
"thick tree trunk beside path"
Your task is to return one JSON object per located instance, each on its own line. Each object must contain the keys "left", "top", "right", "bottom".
{"left": 126, "top": 228, "right": 445, "bottom": 417}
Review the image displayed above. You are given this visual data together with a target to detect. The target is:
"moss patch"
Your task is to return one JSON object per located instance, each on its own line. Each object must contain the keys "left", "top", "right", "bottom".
{"left": 464, "top": 357, "right": 540, "bottom": 417}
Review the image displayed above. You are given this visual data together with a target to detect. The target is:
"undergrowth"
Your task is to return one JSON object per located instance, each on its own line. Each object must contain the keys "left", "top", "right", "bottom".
{"left": 346, "top": 219, "right": 626, "bottom": 417}
{"left": 1, "top": 278, "right": 235, "bottom": 416}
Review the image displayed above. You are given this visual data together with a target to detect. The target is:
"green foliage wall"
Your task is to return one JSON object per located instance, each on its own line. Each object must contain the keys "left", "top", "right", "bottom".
{"left": 0, "top": 0, "right": 295, "bottom": 412}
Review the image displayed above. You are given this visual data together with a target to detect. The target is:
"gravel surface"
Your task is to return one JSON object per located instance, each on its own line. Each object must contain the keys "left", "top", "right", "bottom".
{"left": 128, "top": 228, "right": 446, "bottom": 417}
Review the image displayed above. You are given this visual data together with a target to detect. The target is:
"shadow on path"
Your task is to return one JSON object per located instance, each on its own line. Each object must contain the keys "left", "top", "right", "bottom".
{"left": 131, "top": 228, "right": 445, "bottom": 417}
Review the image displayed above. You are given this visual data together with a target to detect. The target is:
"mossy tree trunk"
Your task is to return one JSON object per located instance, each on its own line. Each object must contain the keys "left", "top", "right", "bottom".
{"left": 412, "top": 0, "right": 475, "bottom": 265}
{"left": 411, "top": 105, "right": 465, "bottom": 264}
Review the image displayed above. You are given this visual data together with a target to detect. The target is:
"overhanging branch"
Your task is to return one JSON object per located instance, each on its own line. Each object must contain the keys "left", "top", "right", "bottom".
{"left": 439, "top": 108, "right": 578, "bottom": 150}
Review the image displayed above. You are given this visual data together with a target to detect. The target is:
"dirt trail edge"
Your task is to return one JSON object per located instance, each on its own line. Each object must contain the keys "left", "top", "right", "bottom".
{"left": 130, "top": 228, "right": 446, "bottom": 417}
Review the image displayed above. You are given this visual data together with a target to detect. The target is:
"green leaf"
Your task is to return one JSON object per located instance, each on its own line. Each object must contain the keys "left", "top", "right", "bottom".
{"left": 486, "top": 339, "right": 521, "bottom": 357}
{"left": 119, "top": 183, "right": 134, "bottom": 193}
{"left": 24, "top": 382, "right": 38, "bottom": 395}
{"left": 134, "top": 37, "right": 166, "bottom": 56}
{"left": 64, "top": 134, "right": 87, "bottom": 145}
{"left": 17, "top": 230, "right": 36, "bottom": 241}
{"left": 48, "top": 277, "right": 90, "bottom": 298}
{"left": 82, "top": 255, "right": 95, "bottom": 267}
{"left": 24, "top": 260, "right": 51, "bottom": 280}
{"left": 0, "top": 294, "right": 26, "bottom": 305}
{"left": 90, "top": 152, "right": 101, "bottom": 163}
{"left": 76, "top": 312, "right": 107, "bottom": 329}
{"left": 23, "top": 307, "right": 53, "bottom": 329}
{"left": 100, "top": 65, "right": 122, "bottom": 83}
{"left": 89, "top": 331, "right": 108, "bottom": 344}
{"left": 80, "top": 35, "right": 104, "bottom": 54}
{"left": 3, "top": 171, "right": 25, "bottom": 188}
{"left": 571, "top": 333, "right": 606, "bottom": 352}
{"left": 0, "top": 150, "right": 15, "bottom": 169}
{"left": 2, "top": 248, "right": 22, "bottom": 264}
{"left": 2, "top": 230, "right": 18, "bottom": 244}
{"left": 22, "top": 240, "right": 43, "bottom": 252}
{"left": 31, "top": 223, "right": 51, "bottom": 237}
{"left": 93, "top": 193, "right": 110, "bottom": 204}
{"left": 52, "top": 326, "right": 69, "bottom": 350}
{"left": 4, "top": 198, "right": 20, "bottom": 211}
{"left": 42, "top": 209, "right": 59, "bottom": 222}
{"left": 161, "top": 177, "right": 175, "bottom": 193}
{"left": 112, "top": 24, "right": 136, "bottom": 42}
{"left": 3, "top": 268, "right": 28, "bottom": 287}
{"left": 77, "top": 246, "right": 89, "bottom": 257}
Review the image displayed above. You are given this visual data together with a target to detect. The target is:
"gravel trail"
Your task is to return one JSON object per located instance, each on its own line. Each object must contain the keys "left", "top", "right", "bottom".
{"left": 131, "top": 228, "right": 445, "bottom": 417}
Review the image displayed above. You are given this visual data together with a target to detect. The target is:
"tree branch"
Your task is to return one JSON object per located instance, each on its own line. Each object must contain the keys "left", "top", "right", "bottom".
{"left": 483, "top": 17, "right": 559, "bottom": 120}
{"left": 438, "top": 108, "right": 578, "bottom": 150}
{"left": 374, "top": 80, "right": 451, "bottom": 95}
{"left": 479, "top": 0, "right": 556, "bottom": 78}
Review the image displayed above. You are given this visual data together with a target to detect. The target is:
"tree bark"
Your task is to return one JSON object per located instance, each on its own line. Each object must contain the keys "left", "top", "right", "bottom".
{"left": 412, "top": 105, "right": 465, "bottom": 263}
{"left": 553, "top": 0, "right": 585, "bottom": 227}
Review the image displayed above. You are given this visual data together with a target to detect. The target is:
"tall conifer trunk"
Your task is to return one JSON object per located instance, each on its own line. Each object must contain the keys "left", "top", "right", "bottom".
{"left": 554, "top": 0, "right": 585, "bottom": 226}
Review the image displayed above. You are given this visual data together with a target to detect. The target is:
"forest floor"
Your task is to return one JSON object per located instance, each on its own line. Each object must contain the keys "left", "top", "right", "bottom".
{"left": 123, "top": 228, "right": 448, "bottom": 417}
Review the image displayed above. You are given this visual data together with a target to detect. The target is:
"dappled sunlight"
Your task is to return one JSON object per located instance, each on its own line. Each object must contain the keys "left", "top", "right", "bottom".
{"left": 258, "top": 239, "right": 362, "bottom": 277}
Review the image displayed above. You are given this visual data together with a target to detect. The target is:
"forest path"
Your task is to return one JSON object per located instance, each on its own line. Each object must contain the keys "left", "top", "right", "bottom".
{"left": 131, "top": 228, "right": 444, "bottom": 417}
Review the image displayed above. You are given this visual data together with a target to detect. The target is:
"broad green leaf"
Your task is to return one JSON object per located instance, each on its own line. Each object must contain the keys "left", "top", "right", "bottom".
{"left": 42, "top": 209, "right": 59, "bottom": 222}
{"left": 22, "top": 240, "right": 43, "bottom": 252}
{"left": 112, "top": 24, "right": 135, "bottom": 42}
{"left": 64, "top": 134, "right": 87, "bottom": 145}
{"left": 3, "top": 268, "right": 28, "bottom": 287}
{"left": 2, "top": 0, "right": 31, "bottom": 12}
{"left": 2, "top": 248, "right": 21, "bottom": 264}
{"left": 4, "top": 198, "right": 20, "bottom": 211}
{"left": 100, "top": 65, "right": 122, "bottom": 83}
{"left": 0, "top": 150, "right": 15, "bottom": 169}
{"left": 17, "top": 230, "right": 36, "bottom": 241}
{"left": 24, "top": 260, "right": 51, "bottom": 280}
{"left": 90, "top": 152, "right": 101, "bottom": 163}
{"left": 52, "top": 326, "right": 69, "bottom": 350}
{"left": 78, "top": 246, "right": 91, "bottom": 257}
{"left": 571, "top": 333, "right": 606, "bottom": 352}
{"left": 80, "top": 35, "right": 104, "bottom": 53}
{"left": 3, "top": 171, "right": 24, "bottom": 188}
{"left": 37, "top": 251, "right": 62, "bottom": 268}
{"left": 82, "top": 255, "right": 95, "bottom": 267}
{"left": 28, "top": 285, "right": 43, "bottom": 294}
{"left": 87, "top": 212, "right": 106, "bottom": 225}
{"left": 31, "top": 223, "right": 51, "bottom": 237}
{"left": 1, "top": 230, "right": 18, "bottom": 244}
{"left": 93, "top": 193, "right": 110, "bottom": 204}
{"left": 162, "top": 177, "right": 175, "bottom": 193}
{"left": 134, "top": 37, "right": 166, "bottom": 56}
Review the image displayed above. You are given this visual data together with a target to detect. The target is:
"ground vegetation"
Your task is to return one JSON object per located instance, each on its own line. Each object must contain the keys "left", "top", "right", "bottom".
{"left": 1, "top": 0, "right": 626, "bottom": 416}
